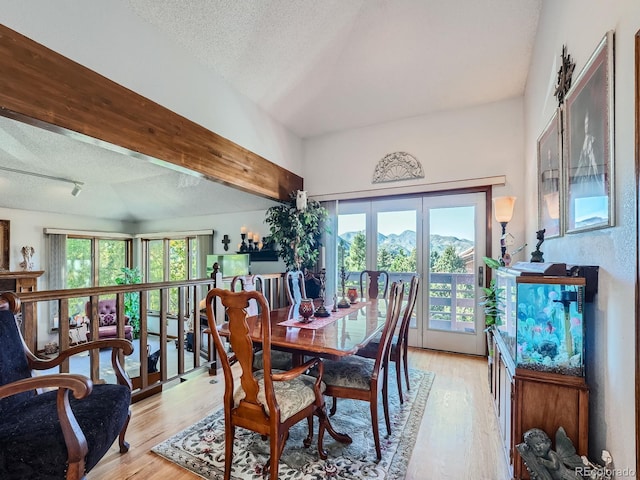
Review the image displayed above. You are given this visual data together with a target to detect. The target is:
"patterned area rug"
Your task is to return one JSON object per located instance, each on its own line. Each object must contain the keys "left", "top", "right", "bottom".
{"left": 152, "top": 368, "right": 434, "bottom": 479}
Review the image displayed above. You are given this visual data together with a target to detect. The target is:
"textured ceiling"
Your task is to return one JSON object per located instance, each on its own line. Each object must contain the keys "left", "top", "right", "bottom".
{"left": 0, "top": 0, "right": 542, "bottom": 222}
{"left": 128, "top": 0, "right": 542, "bottom": 138}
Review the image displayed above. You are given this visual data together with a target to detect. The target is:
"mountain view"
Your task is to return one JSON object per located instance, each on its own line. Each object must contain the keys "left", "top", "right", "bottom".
{"left": 339, "top": 230, "right": 473, "bottom": 255}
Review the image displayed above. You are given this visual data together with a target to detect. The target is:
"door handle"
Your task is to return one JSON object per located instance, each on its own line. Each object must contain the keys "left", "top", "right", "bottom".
{"left": 478, "top": 266, "right": 484, "bottom": 287}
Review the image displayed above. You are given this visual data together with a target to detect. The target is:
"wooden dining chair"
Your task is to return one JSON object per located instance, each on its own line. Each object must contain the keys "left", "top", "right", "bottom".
{"left": 357, "top": 275, "right": 420, "bottom": 404}
{"left": 359, "top": 270, "right": 390, "bottom": 299}
{"left": 285, "top": 270, "right": 307, "bottom": 305}
{"left": 311, "top": 281, "right": 405, "bottom": 460}
{"left": 232, "top": 274, "right": 293, "bottom": 371}
{"left": 204, "top": 288, "right": 328, "bottom": 479}
{"left": 231, "top": 274, "right": 265, "bottom": 315}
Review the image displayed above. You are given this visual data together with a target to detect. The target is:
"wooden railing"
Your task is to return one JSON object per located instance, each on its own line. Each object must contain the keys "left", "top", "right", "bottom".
{"left": 15, "top": 272, "right": 288, "bottom": 402}
{"left": 12, "top": 270, "right": 476, "bottom": 401}
{"left": 343, "top": 270, "right": 477, "bottom": 332}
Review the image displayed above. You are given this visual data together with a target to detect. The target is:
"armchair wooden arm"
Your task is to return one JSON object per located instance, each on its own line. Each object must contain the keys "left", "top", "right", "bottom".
{"left": 26, "top": 339, "right": 134, "bottom": 388}
{"left": 272, "top": 357, "right": 323, "bottom": 382}
{"left": 0, "top": 373, "right": 92, "bottom": 400}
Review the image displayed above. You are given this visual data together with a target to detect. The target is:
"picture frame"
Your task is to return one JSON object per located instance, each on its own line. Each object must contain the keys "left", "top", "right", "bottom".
{"left": 564, "top": 31, "right": 615, "bottom": 233}
{"left": 0, "top": 220, "right": 9, "bottom": 271}
{"left": 537, "top": 109, "right": 562, "bottom": 238}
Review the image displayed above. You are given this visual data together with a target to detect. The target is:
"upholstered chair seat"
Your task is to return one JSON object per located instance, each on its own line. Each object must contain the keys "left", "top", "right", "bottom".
{"left": 252, "top": 350, "right": 294, "bottom": 371}
{"left": 233, "top": 369, "right": 326, "bottom": 422}
{"left": 317, "top": 357, "right": 376, "bottom": 390}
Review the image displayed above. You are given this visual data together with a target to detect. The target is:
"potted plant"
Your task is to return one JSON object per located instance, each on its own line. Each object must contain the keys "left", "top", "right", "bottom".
{"left": 115, "top": 266, "right": 142, "bottom": 339}
{"left": 479, "top": 256, "right": 504, "bottom": 386}
{"left": 264, "top": 191, "right": 328, "bottom": 271}
{"left": 480, "top": 256, "right": 504, "bottom": 331}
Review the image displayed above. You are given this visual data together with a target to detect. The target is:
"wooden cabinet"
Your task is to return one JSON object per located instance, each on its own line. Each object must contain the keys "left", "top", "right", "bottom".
{"left": 492, "top": 332, "right": 515, "bottom": 475}
{"left": 0, "top": 270, "right": 44, "bottom": 352}
{"left": 0, "top": 270, "right": 43, "bottom": 293}
{"left": 491, "top": 330, "right": 589, "bottom": 480}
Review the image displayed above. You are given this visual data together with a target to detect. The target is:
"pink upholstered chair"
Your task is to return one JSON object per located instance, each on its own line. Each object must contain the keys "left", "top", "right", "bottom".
{"left": 85, "top": 299, "right": 133, "bottom": 341}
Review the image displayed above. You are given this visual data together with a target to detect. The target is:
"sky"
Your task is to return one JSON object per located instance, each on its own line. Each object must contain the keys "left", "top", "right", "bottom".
{"left": 338, "top": 206, "right": 476, "bottom": 241}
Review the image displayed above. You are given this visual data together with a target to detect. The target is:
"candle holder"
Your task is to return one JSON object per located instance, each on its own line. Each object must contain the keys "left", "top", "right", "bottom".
{"left": 239, "top": 233, "right": 248, "bottom": 252}
{"left": 314, "top": 269, "right": 331, "bottom": 317}
{"left": 298, "top": 298, "right": 315, "bottom": 323}
{"left": 347, "top": 287, "right": 358, "bottom": 304}
{"left": 337, "top": 266, "right": 351, "bottom": 308}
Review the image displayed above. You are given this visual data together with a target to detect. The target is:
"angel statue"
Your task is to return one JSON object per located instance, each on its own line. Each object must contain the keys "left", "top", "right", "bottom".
{"left": 295, "top": 190, "right": 308, "bottom": 211}
{"left": 19, "top": 245, "right": 35, "bottom": 271}
{"left": 516, "top": 427, "right": 584, "bottom": 480}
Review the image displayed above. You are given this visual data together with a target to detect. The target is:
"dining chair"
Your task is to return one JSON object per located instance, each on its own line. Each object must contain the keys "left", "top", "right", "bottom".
{"left": 357, "top": 275, "right": 420, "bottom": 404}
{"left": 232, "top": 274, "right": 293, "bottom": 371}
{"left": 0, "top": 291, "right": 133, "bottom": 480}
{"left": 231, "top": 274, "right": 265, "bottom": 316}
{"left": 359, "top": 270, "right": 390, "bottom": 299}
{"left": 311, "top": 281, "right": 405, "bottom": 460}
{"left": 285, "top": 270, "right": 307, "bottom": 305}
{"left": 204, "top": 288, "right": 328, "bottom": 479}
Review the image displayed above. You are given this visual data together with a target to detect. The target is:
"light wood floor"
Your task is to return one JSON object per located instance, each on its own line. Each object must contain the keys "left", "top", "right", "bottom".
{"left": 89, "top": 348, "right": 511, "bottom": 480}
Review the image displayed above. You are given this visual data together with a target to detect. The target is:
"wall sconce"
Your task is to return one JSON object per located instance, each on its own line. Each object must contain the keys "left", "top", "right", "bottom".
{"left": 221, "top": 234, "right": 231, "bottom": 251}
{"left": 493, "top": 196, "right": 516, "bottom": 266}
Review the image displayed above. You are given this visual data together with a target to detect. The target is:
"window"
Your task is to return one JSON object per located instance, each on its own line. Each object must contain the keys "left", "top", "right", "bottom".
{"left": 142, "top": 236, "right": 198, "bottom": 315}
{"left": 65, "top": 236, "right": 132, "bottom": 314}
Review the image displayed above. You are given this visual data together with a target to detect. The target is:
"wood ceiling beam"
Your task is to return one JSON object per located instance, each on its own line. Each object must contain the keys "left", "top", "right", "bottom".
{"left": 0, "top": 24, "right": 302, "bottom": 201}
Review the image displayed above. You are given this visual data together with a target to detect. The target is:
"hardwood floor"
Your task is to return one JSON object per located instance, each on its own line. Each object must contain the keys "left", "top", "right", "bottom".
{"left": 89, "top": 348, "right": 511, "bottom": 480}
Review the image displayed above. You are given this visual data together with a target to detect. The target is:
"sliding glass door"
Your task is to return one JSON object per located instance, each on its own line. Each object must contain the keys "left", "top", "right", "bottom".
{"left": 420, "top": 193, "right": 486, "bottom": 355}
{"left": 337, "top": 191, "right": 486, "bottom": 355}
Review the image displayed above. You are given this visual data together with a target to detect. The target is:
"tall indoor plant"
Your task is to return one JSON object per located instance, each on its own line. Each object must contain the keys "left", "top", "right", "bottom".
{"left": 479, "top": 256, "right": 503, "bottom": 389}
{"left": 264, "top": 191, "right": 328, "bottom": 271}
{"left": 115, "top": 266, "right": 142, "bottom": 338}
{"left": 479, "top": 256, "right": 504, "bottom": 330}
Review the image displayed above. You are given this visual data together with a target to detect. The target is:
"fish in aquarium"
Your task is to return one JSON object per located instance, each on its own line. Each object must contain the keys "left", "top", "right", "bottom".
{"left": 516, "top": 283, "right": 584, "bottom": 376}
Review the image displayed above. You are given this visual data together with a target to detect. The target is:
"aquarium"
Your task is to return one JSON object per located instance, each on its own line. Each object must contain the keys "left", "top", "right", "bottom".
{"left": 515, "top": 278, "right": 585, "bottom": 376}
{"left": 494, "top": 264, "right": 587, "bottom": 377}
{"left": 206, "top": 254, "right": 250, "bottom": 278}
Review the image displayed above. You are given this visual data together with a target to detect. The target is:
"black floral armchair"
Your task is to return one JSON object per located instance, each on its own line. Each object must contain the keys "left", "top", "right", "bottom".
{"left": 0, "top": 292, "right": 134, "bottom": 480}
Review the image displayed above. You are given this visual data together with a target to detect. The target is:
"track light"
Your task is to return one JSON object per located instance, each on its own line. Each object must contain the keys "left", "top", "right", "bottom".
{"left": 0, "top": 165, "right": 84, "bottom": 197}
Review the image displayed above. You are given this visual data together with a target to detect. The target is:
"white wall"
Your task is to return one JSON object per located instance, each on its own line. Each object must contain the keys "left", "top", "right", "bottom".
{"left": 0, "top": 0, "right": 303, "bottom": 175}
{"left": 524, "top": 0, "right": 639, "bottom": 468}
{"left": 0, "top": 206, "right": 135, "bottom": 274}
{"left": 303, "top": 97, "right": 526, "bottom": 260}
{"left": 137, "top": 210, "right": 285, "bottom": 275}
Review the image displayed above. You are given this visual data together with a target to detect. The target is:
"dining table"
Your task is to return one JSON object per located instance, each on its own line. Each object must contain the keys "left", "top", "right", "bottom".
{"left": 216, "top": 297, "right": 389, "bottom": 444}
{"left": 217, "top": 297, "right": 388, "bottom": 360}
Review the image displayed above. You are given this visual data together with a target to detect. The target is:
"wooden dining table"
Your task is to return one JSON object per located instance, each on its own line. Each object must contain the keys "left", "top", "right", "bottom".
{"left": 217, "top": 298, "right": 388, "bottom": 360}
{"left": 216, "top": 297, "right": 389, "bottom": 444}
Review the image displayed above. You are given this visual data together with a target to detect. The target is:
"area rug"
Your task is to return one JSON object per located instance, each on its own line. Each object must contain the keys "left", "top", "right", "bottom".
{"left": 152, "top": 368, "right": 434, "bottom": 479}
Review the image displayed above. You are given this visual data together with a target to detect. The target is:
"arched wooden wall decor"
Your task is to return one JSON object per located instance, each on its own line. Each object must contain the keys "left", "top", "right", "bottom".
{"left": 372, "top": 152, "right": 424, "bottom": 184}
{"left": 635, "top": 28, "right": 640, "bottom": 478}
